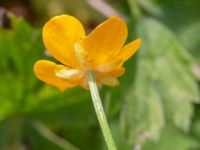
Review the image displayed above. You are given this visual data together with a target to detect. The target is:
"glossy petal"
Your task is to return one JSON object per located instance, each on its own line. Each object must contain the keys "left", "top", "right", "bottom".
{"left": 97, "top": 67, "right": 125, "bottom": 86}
{"left": 43, "top": 15, "right": 85, "bottom": 67}
{"left": 117, "top": 38, "right": 141, "bottom": 62}
{"left": 34, "top": 60, "right": 81, "bottom": 91}
{"left": 105, "top": 67, "right": 125, "bottom": 77}
{"left": 100, "top": 77, "right": 119, "bottom": 86}
{"left": 95, "top": 60, "right": 122, "bottom": 73}
{"left": 97, "top": 67, "right": 125, "bottom": 79}
{"left": 81, "top": 16, "right": 128, "bottom": 66}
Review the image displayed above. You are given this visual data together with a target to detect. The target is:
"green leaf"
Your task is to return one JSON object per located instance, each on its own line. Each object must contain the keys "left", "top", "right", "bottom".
{"left": 138, "top": 0, "right": 200, "bottom": 30}
{"left": 143, "top": 125, "right": 199, "bottom": 150}
{"left": 137, "top": 0, "right": 200, "bottom": 62}
{"left": 121, "top": 17, "right": 199, "bottom": 147}
{"left": 178, "top": 22, "right": 200, "bottom": 62}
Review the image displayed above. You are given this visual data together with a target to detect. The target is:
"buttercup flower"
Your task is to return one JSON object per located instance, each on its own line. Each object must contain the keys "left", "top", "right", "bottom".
{"left": 34, "top": 15, "right": 141, "bottom": 91}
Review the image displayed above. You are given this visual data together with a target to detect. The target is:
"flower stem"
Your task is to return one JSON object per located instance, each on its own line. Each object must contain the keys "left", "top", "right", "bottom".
{"left": 87, "top": 72, "right": 117, "bottom": 150}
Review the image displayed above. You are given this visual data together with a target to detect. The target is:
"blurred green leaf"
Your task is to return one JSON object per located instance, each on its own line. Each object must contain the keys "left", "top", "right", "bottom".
{"left": 178, "top": 22, "right": 200, "bottom": 62}
{"left": 0, "top": 13, "right": 44, "bottom": 117}
{"left": 137, "top": 0, "right": 200, "bottom": 62}
{"left": 138, "top": 0, "right": 200, "bottom": 29}
{"left": 0, "top": 14, "right": 100, "bottom": 149}
{"left": 143, "top": 125, "right": 199, "bottom": 150}
{"left": 121, "top": 17, "right": 199, "bottom": 147}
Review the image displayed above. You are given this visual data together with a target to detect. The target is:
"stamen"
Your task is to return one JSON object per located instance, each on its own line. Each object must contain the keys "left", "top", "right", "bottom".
{"left": 55, "top": 69, "right": 82, "bottom": 79}
{"left": 74, "top": 42, "right": 89, "bottom": 68}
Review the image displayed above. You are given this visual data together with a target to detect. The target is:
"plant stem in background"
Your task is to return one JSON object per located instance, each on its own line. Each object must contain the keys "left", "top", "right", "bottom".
{"left": 5, "top": 117, "right": 21, "bottom": 150}
{"left": 87, "top": 72, "right": 117, "bottom": 150}
{"left": 33, "top": 120, "right": 80, "bottom": 150}
{"left": 127, "top": 0, "right": 141, "bottom": 20}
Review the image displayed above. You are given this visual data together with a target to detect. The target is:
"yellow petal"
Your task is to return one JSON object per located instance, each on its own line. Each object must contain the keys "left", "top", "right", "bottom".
{"left": 43, "top": 15, "right": 85, "bottom": 67}
{"left": 95, "top": 60, "right": 122, "bottom": 73}
{"left": 100, "top": 77, "right": 119, "bottom": 86}
{"left": 117, "top": 38, "right": 141, "bottom": 62}
{"left": 34, "top": 60, "right": 81, "bottom": 91}
{"left": 104, "top": 67, "right": 125, "bottom": 77}
{"left": 81, "top": 16, "right": 128, "bottom": 66}
{"left": 97, "top": 66, "right": 125, "bottom": 80}
{"left": 97, "top": 67, "right": 125, "bottom": 86}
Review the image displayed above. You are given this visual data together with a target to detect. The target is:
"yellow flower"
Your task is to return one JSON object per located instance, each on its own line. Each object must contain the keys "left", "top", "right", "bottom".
{"left": 34, "top": 15, "right": 141, "bottom": 91}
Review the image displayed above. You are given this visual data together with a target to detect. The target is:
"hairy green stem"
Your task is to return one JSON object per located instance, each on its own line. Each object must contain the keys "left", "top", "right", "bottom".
{"left": 87, "top": 72, "right": 117, "bottom": 150}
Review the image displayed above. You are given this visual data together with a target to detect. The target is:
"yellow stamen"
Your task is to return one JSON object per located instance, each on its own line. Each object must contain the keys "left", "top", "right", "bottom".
{"left": 55, "top": 69, "right": 82, "bottom": 79}
{"left": 74, "top": 42, "right": 90, "bottom": 69}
